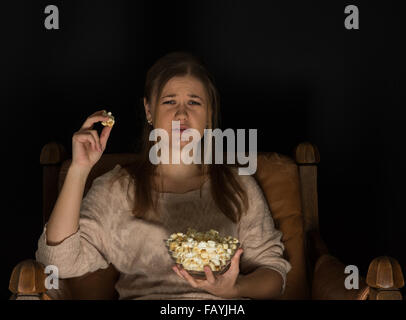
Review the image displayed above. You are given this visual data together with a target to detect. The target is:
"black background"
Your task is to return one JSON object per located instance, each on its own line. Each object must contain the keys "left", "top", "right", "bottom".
{"left": 2, "top": 0, "right": 405, "bottom": 300}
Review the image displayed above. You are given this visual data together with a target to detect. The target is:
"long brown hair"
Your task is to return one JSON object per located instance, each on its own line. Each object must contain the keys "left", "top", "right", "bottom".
{"left": 110, "top": 51, "right": 248, "bottom": 223}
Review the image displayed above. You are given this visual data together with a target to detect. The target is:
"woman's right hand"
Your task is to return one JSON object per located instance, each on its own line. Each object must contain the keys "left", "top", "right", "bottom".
{"left": 71, "top": 110, "right": 113, "bottom": 171}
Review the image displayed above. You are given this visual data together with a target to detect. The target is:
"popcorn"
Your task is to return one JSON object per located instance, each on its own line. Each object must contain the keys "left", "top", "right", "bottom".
{"left": 165, "top": 228, "right": 240, "bottom": 273}
{"left": 101, "top": 111, "right": 115, "bottom": 127}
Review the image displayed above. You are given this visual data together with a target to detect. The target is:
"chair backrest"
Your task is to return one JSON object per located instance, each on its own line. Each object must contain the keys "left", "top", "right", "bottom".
{"left": 255, "top": 153, "right": 309, "bottom": 299}
{"left": 54, "top": 152, "right": 310, "bottom": 299}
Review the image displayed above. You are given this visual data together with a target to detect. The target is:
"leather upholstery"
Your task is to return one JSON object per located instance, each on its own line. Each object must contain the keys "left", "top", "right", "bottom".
{"left": 255, "top": 153, "right": 309, "bottom": 299}
{"left": 52, "top": 152, "right": 308, "bottom": 300}
{"left": 312, "top": 254, "right": 369, "bottom": 300}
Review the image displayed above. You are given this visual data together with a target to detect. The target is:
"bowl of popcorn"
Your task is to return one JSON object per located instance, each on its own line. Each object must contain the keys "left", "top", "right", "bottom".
{"left": 165, "top": 228, "right": 240, "bottom": 278}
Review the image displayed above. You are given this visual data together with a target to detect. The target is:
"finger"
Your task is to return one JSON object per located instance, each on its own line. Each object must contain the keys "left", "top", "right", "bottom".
{"left": 74, "top": 132, "right": 97, "bottom": 152}
{"left": 172, "top": 265, "right": 185, "bottom": 279}
{"left": 229, "top": 248, "right": 244, "bottom": 272}
{"left": 99, "top": 125, "right": 112, "bottom": 151}
{"left": 232, "top": 248, "right": 244, "bottom": 263}
{"left": 179, "top": 267, "right": 199, "bottom": 288}
{"left": 204, "top": 265, "right": 216, "bottom": 284}
{"left": 81, "top": 114, "right": 111, "bottom": 130}
{"left": 88, "top": 109, "right": 107, "bottom": 118}
{"left": 86, "top": 130, "right": 102, "bottom": 152}
{"left": 83, "top": 132, "right": 98, "bottom": 152}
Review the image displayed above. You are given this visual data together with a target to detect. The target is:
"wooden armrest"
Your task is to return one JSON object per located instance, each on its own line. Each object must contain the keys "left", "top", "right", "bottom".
{"left": 312, "top": 254, "right": 405, "bottom": 300}
{"left": 9, "top": 259, "right": 72, "bottom": 300}
{"left": 366, "top": 256, "right": 404, "bottom": 300}
{"left": 9, "top": 259, "right": 46, "bottom": 297}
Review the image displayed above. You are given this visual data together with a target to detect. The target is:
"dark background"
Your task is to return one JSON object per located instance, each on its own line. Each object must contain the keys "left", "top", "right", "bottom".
{"left": 2, "top": 0, "right": 405, "bottom": 300}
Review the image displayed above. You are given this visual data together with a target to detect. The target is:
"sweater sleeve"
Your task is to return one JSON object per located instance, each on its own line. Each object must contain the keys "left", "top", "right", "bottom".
{"left": 237, "top": 174, "right": 292, "bottom": 296}
{"left": 35, "top": 165, "right": 122, "bottom": 279}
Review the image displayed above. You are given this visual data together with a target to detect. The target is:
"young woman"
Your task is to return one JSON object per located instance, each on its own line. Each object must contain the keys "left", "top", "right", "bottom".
{"left": 36, "top": 51, "right": 291, "bottom": 300}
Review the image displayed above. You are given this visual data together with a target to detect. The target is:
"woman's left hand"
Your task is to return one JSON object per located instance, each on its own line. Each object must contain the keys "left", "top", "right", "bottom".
{"left": 172, "top": 248, "right": 244, "bottom": 299}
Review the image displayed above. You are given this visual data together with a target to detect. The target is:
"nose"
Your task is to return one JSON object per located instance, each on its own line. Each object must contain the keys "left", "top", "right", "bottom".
{"left": 174, "top": 103, "right": 188, "bottom": 121}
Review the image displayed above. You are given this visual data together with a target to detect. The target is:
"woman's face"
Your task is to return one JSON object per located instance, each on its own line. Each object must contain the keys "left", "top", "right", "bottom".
{"left": 144, "top": 75, "right": 211, "bottom": 148}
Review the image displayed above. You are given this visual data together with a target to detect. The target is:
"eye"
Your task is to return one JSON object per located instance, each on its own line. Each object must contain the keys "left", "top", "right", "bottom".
{"left": 163, "top": 100, "right": 201, "bottom": 105}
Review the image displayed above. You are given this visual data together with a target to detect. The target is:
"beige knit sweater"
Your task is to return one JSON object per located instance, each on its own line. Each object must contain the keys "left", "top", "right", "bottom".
{"left": 35, "top": 164, "right": 292, "bottom": 300}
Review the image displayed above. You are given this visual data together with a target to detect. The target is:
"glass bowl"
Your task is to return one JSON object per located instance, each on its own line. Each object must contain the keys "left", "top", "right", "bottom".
{"left": 164, "top": 232, "right": 240, "bottom": 279}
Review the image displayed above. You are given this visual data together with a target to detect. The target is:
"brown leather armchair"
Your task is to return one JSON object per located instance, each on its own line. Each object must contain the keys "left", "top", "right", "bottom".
{"left": 9, "top": 142, "right": 405, "bottom": 300}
